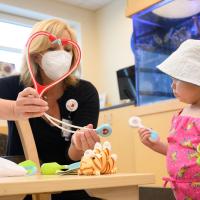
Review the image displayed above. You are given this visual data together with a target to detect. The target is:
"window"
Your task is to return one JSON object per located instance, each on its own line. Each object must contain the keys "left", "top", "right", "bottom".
{"left": 0, "top": 13, "right": 82, "bottom": 77}
{"left": 0, "top": 21, "right": 32, "bottom": 73}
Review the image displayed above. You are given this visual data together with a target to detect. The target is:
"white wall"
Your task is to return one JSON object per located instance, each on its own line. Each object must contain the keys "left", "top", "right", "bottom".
{"left": 0, "top": 0, "right": 134, "bottom": 106}
{"left": 95, "top": 0, "right": 134, "bottom": 106}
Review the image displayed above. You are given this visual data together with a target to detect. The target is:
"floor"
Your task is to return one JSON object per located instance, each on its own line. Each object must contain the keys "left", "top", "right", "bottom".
{"left": 139, "top": 187, "right": 175, "bottom": 200}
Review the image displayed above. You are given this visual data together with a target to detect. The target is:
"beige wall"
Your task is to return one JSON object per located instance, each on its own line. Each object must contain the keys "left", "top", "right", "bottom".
{"left": 95, "top": 0, "right": 134, "bottom": 106}
{"left": 0, "top": 0, "right": 134, "bottom": 106}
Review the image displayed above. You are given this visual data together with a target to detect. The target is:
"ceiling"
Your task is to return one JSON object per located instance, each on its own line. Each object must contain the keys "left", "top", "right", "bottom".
{"left": 56, "top": 0, "right": 114, "bottom": 11}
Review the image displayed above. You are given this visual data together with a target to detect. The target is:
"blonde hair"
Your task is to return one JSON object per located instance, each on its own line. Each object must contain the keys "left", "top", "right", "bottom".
{"left": 20, "top": 18, "right": 79, "bottom": 87}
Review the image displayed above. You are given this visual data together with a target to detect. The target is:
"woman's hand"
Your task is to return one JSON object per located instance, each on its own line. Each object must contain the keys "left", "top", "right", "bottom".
{"left": 68, "top": 124, "right": 100, "bottom": 160}
{"left": 14, "top": 87, "right": 48, "bottom": 119}
{"left": 72, "top": 124, "right": 100, "bottom": 151}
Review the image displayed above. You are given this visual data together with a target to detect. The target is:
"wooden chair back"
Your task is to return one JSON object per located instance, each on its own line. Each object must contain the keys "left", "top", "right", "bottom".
{"left": 15, "top": 120, "right": 51, "bottom": 200}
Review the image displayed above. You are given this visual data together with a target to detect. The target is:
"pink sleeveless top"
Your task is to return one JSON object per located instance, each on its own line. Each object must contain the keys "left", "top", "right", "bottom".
{"left": 167, "top": 114, "right": 200, "bottom": 180}
{"left": 165, "top": 113, "right": 200, "bottom": 199}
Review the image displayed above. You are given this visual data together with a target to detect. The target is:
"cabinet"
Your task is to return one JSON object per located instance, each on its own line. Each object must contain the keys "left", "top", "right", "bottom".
{"left": 98, "top": 99, "right": 185, "bottom": 186}
{"left": 126, "top": 0, "right": 162, "bottom": 17}
{"left": 99, "top": 105, "right": 136, "bottom": 173}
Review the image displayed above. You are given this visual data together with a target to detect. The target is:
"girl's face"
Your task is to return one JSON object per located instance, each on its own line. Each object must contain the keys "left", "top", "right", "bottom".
{"left": 171, "top": 78, "right": 200, "bottom": 104}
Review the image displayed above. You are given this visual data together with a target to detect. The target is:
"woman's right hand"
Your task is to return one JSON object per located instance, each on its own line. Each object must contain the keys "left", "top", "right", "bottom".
{"left": 14, "top": 87, "right": 48, "bottom": 119}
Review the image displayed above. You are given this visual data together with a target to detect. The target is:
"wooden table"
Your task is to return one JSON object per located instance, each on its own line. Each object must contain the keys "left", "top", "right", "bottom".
{"left": 0, "top": 173, "right": 154, "bottom": 200}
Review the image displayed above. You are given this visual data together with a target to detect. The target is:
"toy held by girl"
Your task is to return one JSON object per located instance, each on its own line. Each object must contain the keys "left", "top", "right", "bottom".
{"left": 138, "top": 39, "right": 200, "bottom": 200}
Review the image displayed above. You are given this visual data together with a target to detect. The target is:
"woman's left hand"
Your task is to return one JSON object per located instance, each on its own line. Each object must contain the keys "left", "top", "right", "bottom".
{"left": 71, "top": 124, "right": 100, "bottom": 152}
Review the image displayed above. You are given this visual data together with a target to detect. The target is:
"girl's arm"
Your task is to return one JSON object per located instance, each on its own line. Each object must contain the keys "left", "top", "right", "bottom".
{"left": 149, "top": 140, "right": 168, "bottom": 155}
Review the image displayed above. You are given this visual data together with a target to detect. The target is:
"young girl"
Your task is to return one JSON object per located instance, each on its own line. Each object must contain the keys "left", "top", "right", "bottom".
{"left": 138, "top": 39, "right": 200, "bottom": 200}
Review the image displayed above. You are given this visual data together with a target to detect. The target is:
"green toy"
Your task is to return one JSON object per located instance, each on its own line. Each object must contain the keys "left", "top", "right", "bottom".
{"left": 41, "top": 162, "right": 80, "bottom": 175}
{"left": 56, "top": 162, "right": 80, "bottom": 175}
{"left": 18, "top": 160, "right": 37, "bottom": 175}
{"left": 41, "top": 162, "right": 69, "bottom": 175}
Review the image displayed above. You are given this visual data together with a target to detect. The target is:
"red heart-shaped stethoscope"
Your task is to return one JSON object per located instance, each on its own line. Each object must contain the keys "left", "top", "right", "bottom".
{"left": 26, "top": 31, "right": 81, "bottom": 97}
{"left": 25, "top": 31, "right": 112, "bottom": 137}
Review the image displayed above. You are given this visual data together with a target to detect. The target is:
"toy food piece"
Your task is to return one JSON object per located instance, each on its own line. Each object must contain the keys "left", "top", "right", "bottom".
{"left": 56, "top": 162, "right": 80, "bottom": 175}
{"left": 18, "top": 160, "right": 37, "bottom": 175}
{"left": 41, "top": 162, "right": 68, "bottom": 175}
{"left": 78, "top": 141, "right": 117, "bottom": 175}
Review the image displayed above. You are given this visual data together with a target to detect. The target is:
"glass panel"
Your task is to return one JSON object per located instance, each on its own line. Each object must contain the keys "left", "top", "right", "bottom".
{"left": 0, "top": 21, "right": 32, "bottom": 74}
{"left": 131, "top": 8, "right": 200, "bottom": 105}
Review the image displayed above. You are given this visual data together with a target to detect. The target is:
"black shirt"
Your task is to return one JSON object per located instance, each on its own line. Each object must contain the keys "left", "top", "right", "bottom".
{"left": 0, "top": 75, "right": 100, "bottom": 200}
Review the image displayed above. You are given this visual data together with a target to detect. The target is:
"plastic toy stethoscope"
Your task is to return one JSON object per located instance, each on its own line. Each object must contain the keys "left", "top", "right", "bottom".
{"left": 129, "top": 116, "right": 159, "bottom": 142}
{"left": 44, "top": 113, "right": 112, "bottom": 137}
{"left": 26, "top": 31, "right": 112, "bottom": 137}
{"left": 26, "top": 31, "right": 81, "bottom": 97}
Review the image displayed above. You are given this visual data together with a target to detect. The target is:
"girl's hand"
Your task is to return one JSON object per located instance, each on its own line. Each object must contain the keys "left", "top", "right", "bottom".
{"left": 71, "top": 124, "right": 100, "bottom": 152}
{"left": 138, "top": 128, "right": 159, "bottom": 148}
{"left": 138, "top": 128, "right": 167, "bottom": 155}
{"left": 14, "top": 87, "right": 48, "bottom": 119}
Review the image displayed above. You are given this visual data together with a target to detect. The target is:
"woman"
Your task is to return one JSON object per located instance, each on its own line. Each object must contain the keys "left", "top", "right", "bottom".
{"left": 0, "top": 18, "right": 100, "bottom": 200}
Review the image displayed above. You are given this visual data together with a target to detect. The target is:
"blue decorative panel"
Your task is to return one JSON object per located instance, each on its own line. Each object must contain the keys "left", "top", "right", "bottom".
{"left": 131, "top": 8, "right": 200, "bottom": 105}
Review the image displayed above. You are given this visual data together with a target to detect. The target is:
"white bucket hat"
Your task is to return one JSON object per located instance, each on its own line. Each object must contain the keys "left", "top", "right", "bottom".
{"left": 157, "top": 39, "right": 200, "bottom": 86}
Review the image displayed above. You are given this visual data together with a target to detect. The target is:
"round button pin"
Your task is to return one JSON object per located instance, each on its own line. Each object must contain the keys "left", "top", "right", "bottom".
{"left": 66, "top": 99, "right": 78, "bottom": 112}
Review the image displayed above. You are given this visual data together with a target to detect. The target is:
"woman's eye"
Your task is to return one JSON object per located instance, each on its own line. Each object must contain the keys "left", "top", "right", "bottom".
{"left": 48, "top": 47, "right": 56, "bottom": 51}
{"left": 65, "top": 49, "right": 72, "bottom": 53}
{"left": 64, "top": 45, "right": 72, "bottom": 52}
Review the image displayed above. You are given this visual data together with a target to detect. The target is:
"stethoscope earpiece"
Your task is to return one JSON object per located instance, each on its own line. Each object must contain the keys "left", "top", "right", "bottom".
{"left": 129, "top": 116, "right": 159, "bottom": 142}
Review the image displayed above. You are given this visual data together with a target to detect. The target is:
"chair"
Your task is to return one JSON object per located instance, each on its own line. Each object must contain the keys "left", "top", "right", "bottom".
{"left": 0, "top": 133, "right": 7, "bottom": 156}
{"left": 15, "top": 120, "right": 51, "bottom": 200}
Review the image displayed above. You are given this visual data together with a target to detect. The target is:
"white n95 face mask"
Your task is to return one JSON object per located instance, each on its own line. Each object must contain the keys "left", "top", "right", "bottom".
{"left": 41, "top": 50, "right": 73, "bottom": 81}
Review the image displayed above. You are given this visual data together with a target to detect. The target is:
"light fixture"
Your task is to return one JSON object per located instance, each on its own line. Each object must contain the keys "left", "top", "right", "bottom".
{"left": 153, "top": 0, "right": 200, "bottom": 18}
